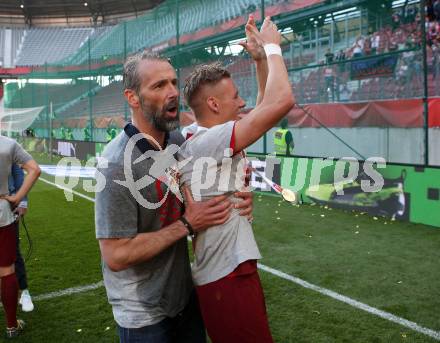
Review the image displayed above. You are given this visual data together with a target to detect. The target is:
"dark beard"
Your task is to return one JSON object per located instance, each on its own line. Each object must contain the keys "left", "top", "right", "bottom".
{"left": 139, "top": 97, "right": 179, "bottom": 132}
{"left": 150, "top": 111, "right": 179, "bottom": 132}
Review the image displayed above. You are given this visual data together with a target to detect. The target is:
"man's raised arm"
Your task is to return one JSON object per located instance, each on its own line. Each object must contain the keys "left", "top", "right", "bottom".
{"left": 235, "top": 17, "right": 295, "bottom": 152}
{"left": 240, "top": 15, "right": 268, "bottom": 106}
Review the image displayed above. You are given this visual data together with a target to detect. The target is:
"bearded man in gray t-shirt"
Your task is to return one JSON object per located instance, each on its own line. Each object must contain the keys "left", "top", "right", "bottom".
{"left": 0, "top": 135, "right": 40, "bottom": 338}
{"left": 178, "top": 16, "right": 295, "bottom": 342}
{"left": 95, "top": 50, "right": 254, "bottom": 342}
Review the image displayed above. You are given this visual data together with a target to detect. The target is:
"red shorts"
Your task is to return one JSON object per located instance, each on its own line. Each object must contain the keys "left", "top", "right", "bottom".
{"left": 0, "top": 223, "right": 17, "bottom": 267}
{"left": 196, "top": 260, "right": 274, "bottom": 343}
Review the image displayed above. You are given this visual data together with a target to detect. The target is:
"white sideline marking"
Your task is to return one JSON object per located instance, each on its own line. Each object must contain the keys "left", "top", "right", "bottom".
{"left": 40, "top": 165, "right": 96, "bottom": 178}
{"left": 39, "top": 177, "right": 96, "bottom": 203}
{"left": 37, "top": 176, "right": 440, "bottom": 341}
{"left": 34, "top": 282, "right": 104, "bottom": 302}
{"left": 258, "top": 264, "right": 440, "bottom": 341}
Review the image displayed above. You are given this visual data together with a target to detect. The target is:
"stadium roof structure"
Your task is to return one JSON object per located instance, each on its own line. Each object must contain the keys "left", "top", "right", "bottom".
{"left": 0, "top": 0, "right": 164, "bottom": 26}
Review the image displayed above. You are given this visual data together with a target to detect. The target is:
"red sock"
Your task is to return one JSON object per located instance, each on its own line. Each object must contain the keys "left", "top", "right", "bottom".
{"left": 1, "top": 273, "right": 19, "bottom": 328}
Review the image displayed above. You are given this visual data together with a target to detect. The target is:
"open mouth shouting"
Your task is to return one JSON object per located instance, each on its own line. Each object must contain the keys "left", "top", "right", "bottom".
{"left": 164, "top": 100, "right": 179, "bottom": 118}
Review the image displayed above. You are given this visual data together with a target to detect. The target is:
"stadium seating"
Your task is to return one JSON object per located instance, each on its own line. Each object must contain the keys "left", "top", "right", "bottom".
{"left": 3, "top": 0, "right": 439, "bottom": 111}
{"left": 0, "top": 27, "right": 25, "bottom": 67}
{"left": 16, "top": 27, "right": 95, "bottom": 66}
{"left": 57, "top": 81, "right": 125, "bottom": 119}
{"left": 60, "top": 0, "right": 303, "bottom": 66}
{"left": 0, "top": 25, "right": 114, "bottom": 67}
{"left": 6, "top": 80, "right": 97, "bottom": 111}
{"left": 0, "top": 28, "right": 4, "bottom": 66}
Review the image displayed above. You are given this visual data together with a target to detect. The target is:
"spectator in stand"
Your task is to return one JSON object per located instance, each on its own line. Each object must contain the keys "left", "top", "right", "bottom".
{"left": 325, "top": 48, "right": 334, "bottom": 64}
{"left": 416, "top": 30, "right": 423, "bottom": 47}
{"left": 392, "top": 12, "right": 401, "bottom": 30}
{"left": 339, "top": 83, "right": 350, "bottom": 102}
{"left": 358, "top": 35, "right": 365, "bottom": 50}
{"left": 397, "top": 60, "right": 410, "bottom": 97}
{"left": 428, "top": 23, "right": 439, "bottom": 46}
{"left": 336, "top": 49, "right": 346, "bottom": 72}
{"left": 413, "top": 56, "right": 423, "bottom": 88}
{"left": 434, "top": 0, "right": 440, "bottom": 22}
{"left": 352, "top": 41, "right": 363, "bottom": 58}
{"left": 394, "top": 27, "right": 406, "bottom": 50}
{"left": 427, "top": 0, "right": 435, "bottom": 21}
{"left": 405, "top": 6, "right": 416, "bottom": 24}
{"left": 371, "top": 32, "right": 380, "bottom": 55}
{"left": 409, "top": 31, "right": 421, "bottom": 48}
{"left": 336, "top": 49, "right": 346, "bottom": 61}
{"left": 363, "top": 34, "right": 372, "bottom": 55}
{"left": 324, "top": 64, "right": 335, "bottom": 101}
{"left": 433, "top": 41, "right": 440, "bottom": 79}
{"left": 403, "top": 43, "right": 415, "bottom": 63}
{"left": 389, "top": 35, "right": 398, "bottom": 52}
{"left": 415, "top": 11, "right": 422, "bottom": 24}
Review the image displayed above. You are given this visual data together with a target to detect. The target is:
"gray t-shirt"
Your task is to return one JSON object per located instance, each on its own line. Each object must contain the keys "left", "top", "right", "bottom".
{"left": 95, "top": 127, "right": 193, "bottom": 329}
{"left": 0, "top": 136, "right": 32, "bottom": 227}
{"left": 178, "top": 121, "right": 261, "bottom": 286}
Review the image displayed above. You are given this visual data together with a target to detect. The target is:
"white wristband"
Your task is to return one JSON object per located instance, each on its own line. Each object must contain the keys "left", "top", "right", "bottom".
{"left": 264, "top": 44, "right": 282, "bottom": 57}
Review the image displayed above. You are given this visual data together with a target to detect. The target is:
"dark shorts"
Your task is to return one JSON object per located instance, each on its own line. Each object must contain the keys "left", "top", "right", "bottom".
{"left": 196, "top": 260, "right": 274, "bottom": 343}
{"left": 117, "top": 290, "right": 206, "bottom": 343}
{"left": 0, "top": 222, "right": 17, "bottom": 267}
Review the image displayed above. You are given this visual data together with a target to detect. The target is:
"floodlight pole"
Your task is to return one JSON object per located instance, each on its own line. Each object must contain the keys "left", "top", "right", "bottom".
{"left": 421, "top": 0, "right": 429, "bottom": 166}
{"left": 261, "top": 0, "right": 267, "bottom": 154}
{"left": 45, "top": 62, "right": 49, "bottom": 141}
{"left": 123, "top": 21, "right": 127, "bottom": 61}
{"left": 49, "top": 101, "right": 53, "bottom": 162}
{"left": 123, "top": 21, "right": 128, "bottom": 122}
{"left": 175, "top": 0, "right": 179, "bottom": 47}
{"left": 175, "top": 0, "right": 181, "bottom": 117}
{"left": 87, "top": 38, "right": 94, "bottom": 142}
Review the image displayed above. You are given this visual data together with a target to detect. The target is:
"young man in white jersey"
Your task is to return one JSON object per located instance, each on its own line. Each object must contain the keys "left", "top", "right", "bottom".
{"left": 178, "top": 16, "right": 295, "bottom": 343}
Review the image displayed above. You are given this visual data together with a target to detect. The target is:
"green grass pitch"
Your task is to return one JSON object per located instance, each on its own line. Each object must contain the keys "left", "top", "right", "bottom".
{"left": 1, "top": 155, "right": 439, "bottom": 342}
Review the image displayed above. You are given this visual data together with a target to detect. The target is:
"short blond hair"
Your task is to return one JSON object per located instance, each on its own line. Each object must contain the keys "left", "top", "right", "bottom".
{"left": 183, "top": 62, "right": 230, "bottom": 107}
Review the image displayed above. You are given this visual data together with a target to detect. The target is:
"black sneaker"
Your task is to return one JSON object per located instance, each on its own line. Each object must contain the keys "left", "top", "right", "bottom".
{"left": 5, "top": 319, "right": 25, "bottom": 339}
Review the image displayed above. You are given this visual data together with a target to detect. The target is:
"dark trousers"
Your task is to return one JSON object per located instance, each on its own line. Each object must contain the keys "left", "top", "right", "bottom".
{"left": 15, "top": 222, "right": 28, "bottom": 291}
{"left": 117, "top": 290, "right": 206, "bottom": 343}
